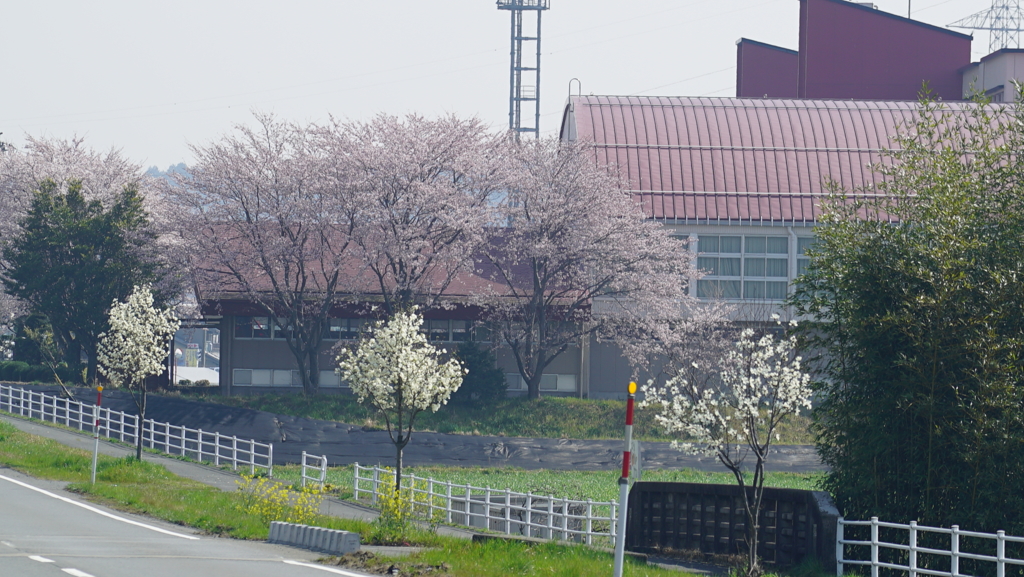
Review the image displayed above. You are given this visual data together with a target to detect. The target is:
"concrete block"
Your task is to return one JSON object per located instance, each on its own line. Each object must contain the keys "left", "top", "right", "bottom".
{"left": 266, "top": 521, "right": 360, "bottom": 555}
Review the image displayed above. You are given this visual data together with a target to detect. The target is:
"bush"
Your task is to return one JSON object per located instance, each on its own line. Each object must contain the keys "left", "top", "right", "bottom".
{"left": 450, "top": 342, "right": 507, "bottom": 404}
{"left": 0, "top": 361, "right": 81, "bottom": 384}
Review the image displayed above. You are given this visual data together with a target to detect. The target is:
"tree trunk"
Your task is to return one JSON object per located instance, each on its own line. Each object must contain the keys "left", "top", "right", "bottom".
{"left": 135, "top": 387, "right": 147, "bottom": 461}
{"left": 305, "top": 349, "right": 320, "bottom": 396}
{"left": 394, "top": 437, "right": 405, "bottom": 493}
{"left": 85, "top": 344, "right": 98, "bottom": 385}
{"left": 526, "top": 373, "right": 542, "bottom": 400}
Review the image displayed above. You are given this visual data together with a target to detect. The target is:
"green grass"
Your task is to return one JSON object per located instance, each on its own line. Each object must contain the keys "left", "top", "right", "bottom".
{"left": 270, "top": 462, "right": 822, "bottom": 506}
{"left": 171, "top": 391, "right": 815, "bottom": 445}
{"left": 0, "top": 420, "right": 700, "bottom": 576}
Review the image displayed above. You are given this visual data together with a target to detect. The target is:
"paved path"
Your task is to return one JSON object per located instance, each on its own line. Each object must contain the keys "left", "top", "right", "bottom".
{"left": 15, "top": 384, "right": 824, "bottom": 472}
{"left": 0, "top": 465, "right": 377, "bottom": 577}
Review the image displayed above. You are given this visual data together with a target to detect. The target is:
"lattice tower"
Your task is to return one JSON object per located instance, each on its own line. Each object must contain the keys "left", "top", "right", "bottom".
{"left": 949, "top": 0, "right": 1024, "bottom": 53}
{"left": 497, "top": 0, "right": 550, "bottom": 139}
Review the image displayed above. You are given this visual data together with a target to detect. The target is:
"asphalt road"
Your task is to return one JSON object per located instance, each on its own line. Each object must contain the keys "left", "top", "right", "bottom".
{"left": 0, "top": 467, "right": 375, "bottom": 577}
{"left": 17, "top": 385, "right": 825, "bottom": 472}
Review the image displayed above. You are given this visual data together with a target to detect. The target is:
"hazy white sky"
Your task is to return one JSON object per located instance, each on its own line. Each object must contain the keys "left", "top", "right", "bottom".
{"left": 0, "top": 0, "right": 995, "bottom": 169}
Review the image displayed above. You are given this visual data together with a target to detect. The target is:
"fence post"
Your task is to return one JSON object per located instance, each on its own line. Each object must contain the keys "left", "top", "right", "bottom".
{"left": 526, "top": 493, "right": 534, "bottom": 539}
{"left": 997, "top": 530, "right": 1006, "bottom": 577}
{"left": 320, "top": 455, "right": 326, "bottom": 489}
{"left": 446, "top": 482, "right": 453, "bottom": 524}
{"left": 214, "top": 431, "right": 221, "bottom": 467}
{"left": 951, "top": 525, "right": 960, "bottom": 577}
{"left": 301, "top": 451, "right": 308, "bottom": 488}
{"left": 560, "top": 497, "right": 569, "bottom": 541}
{"left": 231, "top": 436, "right": 238, "bottom": 470}
{"left": 909, "top": 521, "right": 918, "bottom": 577}
{"left": 352, "top": 463, "right": 360, "bottom": 499}
{"left": 372, "top": 467, "right": 380, "bottom": 506}
{"left": 485, "top": 488, "right": 492, "bottom": 532}
{"left": 586, "top": 499, "right": 594, "bottom": 546}
{"left": 547, "top": 495, "right": 554, "bottom": 540}
{"left": 504, "top": 488, "right": 512, "bottom": 535}
{"left": 870, "top": 517, "right": 879, "bottom": 577}
{"left": 836, "top": 517, "right": 844, "bottom": 577}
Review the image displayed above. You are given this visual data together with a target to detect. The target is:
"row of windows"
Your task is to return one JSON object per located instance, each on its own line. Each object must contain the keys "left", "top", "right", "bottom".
{"left": 233, "top": 369, "right": 345, "bottom": 388}
{"left": 692, "top": 234, "right": 815, "bottom": 301}
{"left": 234, "top": 317, "right": 491, "bottom": 342}
{"left": 504, "top": 373, "right": 577, "bottom": 392}
{"left": 232, "top": 368, "right": 579, "bottom": 393}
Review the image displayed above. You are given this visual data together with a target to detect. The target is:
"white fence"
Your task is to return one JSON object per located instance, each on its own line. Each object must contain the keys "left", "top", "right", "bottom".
{"left": 839, "top": 517, "right": 1024, "bottom": 577}
{"left": 301, "top": 451, "right": 327, "bottom": 489}
{"left": 0, "top": 384, "right": 273, "bottom": 476}
{"left": 353, "top": 463, "right": 619, "bottom": 546}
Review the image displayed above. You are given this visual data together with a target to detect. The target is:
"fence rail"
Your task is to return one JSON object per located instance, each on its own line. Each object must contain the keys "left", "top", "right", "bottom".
{"left": 301, "top": 451, "right": 327, "bottom": 490}
{"left": 0, "top": 384, "right": 273, "bottom": 476}
{"left": 353, "top": 463, "right": 618, "bottom": 546}
{"left": 839, "top": 517, "right": 1024, "bottom": 577}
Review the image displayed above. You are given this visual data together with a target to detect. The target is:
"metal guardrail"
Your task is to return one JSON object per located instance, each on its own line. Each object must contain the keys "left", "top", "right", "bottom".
{"left": 354, "top": 463, "right": 619, "bottom": 545}
{"left": 0, "top": 384, "right": 273, "bottom": 476}
{"left": 300, "top": 451, "right": 327, "bottom": 490}
{"left": 838, "top": 517, "right": 1024, "bottom": 577}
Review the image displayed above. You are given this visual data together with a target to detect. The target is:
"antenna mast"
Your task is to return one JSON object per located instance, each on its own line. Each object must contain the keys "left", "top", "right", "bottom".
{"left": 949, "top": 0, "right": 1024, "bottom": 53}
{"left": 497, "top": 0, "right": 550, "bottom": 139}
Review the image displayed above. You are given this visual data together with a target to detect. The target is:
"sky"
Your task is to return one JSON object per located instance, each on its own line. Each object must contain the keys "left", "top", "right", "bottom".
{"left": 0, "top": 0, "right": 999, "bottom": 170}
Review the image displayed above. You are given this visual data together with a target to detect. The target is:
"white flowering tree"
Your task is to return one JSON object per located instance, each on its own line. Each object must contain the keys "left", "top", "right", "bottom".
{"left": 336, "top": 311, "right": 465, "bottom": 491}
{"left": 97, "top": 284, "right": 179, "bottom": 460}
{"left": 640, "top": 319, "right": 812, "bottom": 577}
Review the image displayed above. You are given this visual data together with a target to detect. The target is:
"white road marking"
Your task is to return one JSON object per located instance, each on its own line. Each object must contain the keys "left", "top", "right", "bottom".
{"left": 1, "top": 541, "right": 15, "bottom": 547}
{"left": 0, "top": 473, "right": 199, "bottom": 541}
{"left": 62, "top": 570, "right": 96, "bottom": 577}
{"left": 283, "top": 559, "right": 371, "bottom": 576}
{"left": 29, "top": 555, "right": 55, "bottom": 562}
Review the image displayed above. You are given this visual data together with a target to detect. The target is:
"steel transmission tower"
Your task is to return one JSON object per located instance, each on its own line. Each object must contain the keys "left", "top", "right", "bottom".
{"left": 497, "top": 0, "right": 550, "bottom": 139}
{"left": 950, "top": 0, "right": 1024, "bottom": 53}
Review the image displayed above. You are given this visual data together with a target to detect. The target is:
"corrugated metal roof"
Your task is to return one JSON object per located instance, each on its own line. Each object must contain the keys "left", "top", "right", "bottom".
{"left": 561, "top": 95, "right": 972, "bottom": 223}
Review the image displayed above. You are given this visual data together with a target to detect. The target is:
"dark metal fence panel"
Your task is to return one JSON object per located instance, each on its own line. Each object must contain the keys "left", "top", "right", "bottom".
{"left": 626, "top": 481, "right": 840, "bottom": 568}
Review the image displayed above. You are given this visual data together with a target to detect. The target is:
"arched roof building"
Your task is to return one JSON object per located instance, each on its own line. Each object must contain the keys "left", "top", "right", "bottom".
{"left": 557, "top": 95, "right": 965, "bottom": 319}
{"left": 558, "top": 95, "right": 941, "bottom": 224}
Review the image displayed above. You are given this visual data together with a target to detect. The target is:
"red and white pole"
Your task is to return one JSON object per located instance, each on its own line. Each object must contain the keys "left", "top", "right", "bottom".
{"left": 90, "top": 386, "right": 103, "bottom": 484}
{"left": 613, "top": 381, "right": 637, "bottom": 577}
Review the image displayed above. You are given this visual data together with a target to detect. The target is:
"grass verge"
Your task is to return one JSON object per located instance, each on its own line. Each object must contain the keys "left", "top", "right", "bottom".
{"left": 169, "top": 390, "right": 815, "bottom": 445}
{"left": 271, "top": 463, "right": 822, "bottom": 505}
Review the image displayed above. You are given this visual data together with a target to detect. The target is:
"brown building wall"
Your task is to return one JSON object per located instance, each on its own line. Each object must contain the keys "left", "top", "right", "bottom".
{"left": 736, "top": 39, "right": 799, "bottom": 99}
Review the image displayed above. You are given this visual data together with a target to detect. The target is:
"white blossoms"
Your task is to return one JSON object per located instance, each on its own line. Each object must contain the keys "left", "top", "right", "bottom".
{"left": 336, "top": 311, "right": 466, "bottom": 415}
{"left": 97, "top": 284, "right": 180, "bottom": 388}
{"left": 640, "top": 323, "right": 812, "bottom": 456}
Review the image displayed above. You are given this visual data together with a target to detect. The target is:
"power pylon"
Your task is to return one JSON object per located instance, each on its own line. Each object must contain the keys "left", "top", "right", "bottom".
{"left": 497, "top": 0, "right": 550, "bottom": 139}
{"left": 950, "top": 0, "right": 1024, "bottom": 53}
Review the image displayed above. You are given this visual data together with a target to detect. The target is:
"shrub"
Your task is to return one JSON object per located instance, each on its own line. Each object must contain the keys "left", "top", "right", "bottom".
{"left": 450, "top": 341, "right": 507, "bottom": 404}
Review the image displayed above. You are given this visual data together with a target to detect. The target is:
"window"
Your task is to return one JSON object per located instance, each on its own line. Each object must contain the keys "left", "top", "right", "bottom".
{"left": 451, "top": 320, "right": 470, "bottom": 342}
{"left": 797, "top": 237, "right": 816, "bottom": 277}
{"left": 696, "top": 234, "right": 791, "bottom": 301}
{"left": 319, "top": 370, "right": 343, "bottom": 388}
{"left": 428, "top": 319, "right": 450, "bottom": 342}
{"left": 234, "top": 316, "right": 271, "bottom": 339}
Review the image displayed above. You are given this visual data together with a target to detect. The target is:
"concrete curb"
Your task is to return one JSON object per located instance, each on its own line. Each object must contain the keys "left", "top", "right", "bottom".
{"left": 268, "top": 521, "right": 360, "bottom": 555}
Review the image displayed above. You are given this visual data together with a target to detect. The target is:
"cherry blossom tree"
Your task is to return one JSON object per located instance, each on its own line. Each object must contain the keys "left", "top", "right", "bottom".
{"left": 0, "top": 136, "right": 177, "bottom": 379}
{"left": 166, "top": 114, "right": 358, "bottom": 394}
{"left": 336, "top": 311, "right": 465, "bottom": 491}
{"left": 319, "top": 114, "right": 505, "bottom": 315}
{"left": 640, "top": 319, "right": 812, "bottom": 577}
{"left": 475, "top": 138, "right": 698, "bottom": 399}
{"left": 97, "top": 284, "right": 180, "bottom": 460}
